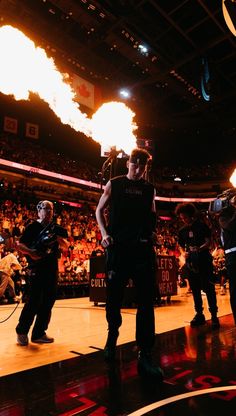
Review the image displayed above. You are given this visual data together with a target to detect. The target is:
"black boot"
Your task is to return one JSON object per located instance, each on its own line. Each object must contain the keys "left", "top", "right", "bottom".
{"left": 104, "top": 330, "right": 119, "bottom": 361}
{"left": 190, "top": 313, "right": 206, "bottom": 327}
{"left": 211, "top": 315, "right": 220, "bottom": 330}
{"left": 137, "top": 350, "right": 164, "bottom": 381}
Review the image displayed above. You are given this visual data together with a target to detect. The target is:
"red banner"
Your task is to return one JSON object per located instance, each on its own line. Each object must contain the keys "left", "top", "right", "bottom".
{"left": 3, "top": 116, "right": 18, "bottom": 134}
{"left": 72, "top": 74, "right": 95, "bottom": 110}
{"left": 25, "top": 122, "right": 39, "bottom": 139}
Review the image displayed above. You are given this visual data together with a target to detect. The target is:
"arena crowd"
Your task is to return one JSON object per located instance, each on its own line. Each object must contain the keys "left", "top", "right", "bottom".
{"left": 0, "top": 133, "right": 230, "bottom": 304}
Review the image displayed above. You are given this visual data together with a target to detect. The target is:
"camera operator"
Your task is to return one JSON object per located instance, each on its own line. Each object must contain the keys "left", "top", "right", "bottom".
{"left": 15, "top": 200, "right": 68, "bottom": 346}
{"left": 218, "top": 195, "right": 236, "bottom": 324}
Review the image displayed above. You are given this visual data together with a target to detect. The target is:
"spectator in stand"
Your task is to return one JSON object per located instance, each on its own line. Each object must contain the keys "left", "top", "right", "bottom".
{"left": 0, "top": 252, "right": 22, "bottom": 304}
{"left": 212, "top": 246, "right": 227, "bottom": 295}
{"left": 17, "top": 255, "right": 30, "bottom": 302}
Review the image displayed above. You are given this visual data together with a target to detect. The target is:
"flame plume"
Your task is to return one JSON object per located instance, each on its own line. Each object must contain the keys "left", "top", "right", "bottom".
{"left": 90, "top": 102, "right": 137, "bottom": 155}
{"left": 230, "top": 169, "right": 236, "bottom": 188}
{"left": 0, "top": 25, "right": 137, "bottom": 155}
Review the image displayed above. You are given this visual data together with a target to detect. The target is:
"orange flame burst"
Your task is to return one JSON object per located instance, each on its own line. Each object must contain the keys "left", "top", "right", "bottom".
{"left": 0, "top": 25, "right": 137, "bottom": 155}
{"left": 230, "top": 169, "right": 236, "bottom": 188}
{"left": 91, "top": 102, "right": 137, "bottom": 155}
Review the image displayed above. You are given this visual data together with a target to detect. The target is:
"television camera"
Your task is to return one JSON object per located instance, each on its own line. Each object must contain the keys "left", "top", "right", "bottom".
{"left": 209, "top": 188, "right": 236, "bottom": 213}
{"left": 32, "top": 222, "right": 58, "bottom": 256}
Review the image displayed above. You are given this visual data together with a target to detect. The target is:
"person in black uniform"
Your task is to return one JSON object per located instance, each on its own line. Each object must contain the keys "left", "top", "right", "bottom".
{"left": 96, "top": 148, "right": 163, "bottom": 380}
{"left": 218, "top": 196, "right": 236, "bottom": 324}
{"left": 16, "top": 200, "right": 68, "bottom": 346}
{"left": 175, "top": 203, "right": 220, "bottom": 329}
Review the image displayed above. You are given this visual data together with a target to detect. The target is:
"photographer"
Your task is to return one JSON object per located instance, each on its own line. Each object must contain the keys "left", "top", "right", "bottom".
{"left": 218, "top": 195, "right": 236, "bottom": 324}
{"left": 175, "top": 203, "right": 220, "bottom": 329}
{"left": 15, "top": 200, "right": 68, "bottom": 346}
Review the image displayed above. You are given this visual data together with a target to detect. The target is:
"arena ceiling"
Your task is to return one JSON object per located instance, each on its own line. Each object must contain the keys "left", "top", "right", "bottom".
{"left": 1, "top": 0, "right": 236, "bottom": 165}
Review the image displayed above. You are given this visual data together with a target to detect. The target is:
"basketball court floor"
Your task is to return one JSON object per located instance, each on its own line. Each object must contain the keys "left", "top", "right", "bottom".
{"left": 1, "top": 286, "right": 236, "bottom": 416}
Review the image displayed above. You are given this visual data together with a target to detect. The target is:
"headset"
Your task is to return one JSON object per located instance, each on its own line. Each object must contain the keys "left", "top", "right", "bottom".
{"left": 37, "top": 200, "right": 53, "bottom": 211}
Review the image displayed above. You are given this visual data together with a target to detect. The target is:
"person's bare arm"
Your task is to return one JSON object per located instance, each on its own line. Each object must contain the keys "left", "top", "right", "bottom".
{"left": 149, "top": 187, "right": 158, "bottom": 244}
{"left": 152, "top": 188, "right": 156, "bottom": 213}
{"left": 57, "top": 236, "right": 69, "bottom": 252}
{"left": 95, "top": 181, "right": 113, "bottom": 248}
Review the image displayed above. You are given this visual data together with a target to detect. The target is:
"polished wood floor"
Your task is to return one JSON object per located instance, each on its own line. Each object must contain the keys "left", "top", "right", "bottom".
{"left": 0, "top": 285, "right": 232, "bottom": 377}
{"left": 1, "top": 285, "right": 236, "bottom": 416}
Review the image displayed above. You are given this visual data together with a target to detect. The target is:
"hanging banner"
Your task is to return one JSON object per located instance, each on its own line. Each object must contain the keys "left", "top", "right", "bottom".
{"left": 72, "top": 74, "right": 95, "bottom": 110}
{"left": 25, "top": 122, "right": 39, "bottom": 139}
{"left": 3, "top": 116, "right": 18, "bottom": 134}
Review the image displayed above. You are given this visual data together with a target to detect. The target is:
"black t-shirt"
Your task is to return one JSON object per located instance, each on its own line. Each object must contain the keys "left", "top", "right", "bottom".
{"left": 178, "top": 218, "right": 212, "bottom": 266}
{"left": 108, "top": 175, "right": 155, "bottom": 244}
{"left": 178, "top": 218, "right": 211, "bottom": 249}
{"left": 20, "top": 221, "right": 68, "bottom": 272}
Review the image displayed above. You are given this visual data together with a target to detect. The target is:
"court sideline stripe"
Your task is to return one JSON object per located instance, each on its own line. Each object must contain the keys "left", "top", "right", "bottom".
{"left": 128, "top": 385, "right": 236, "bottom": 416}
